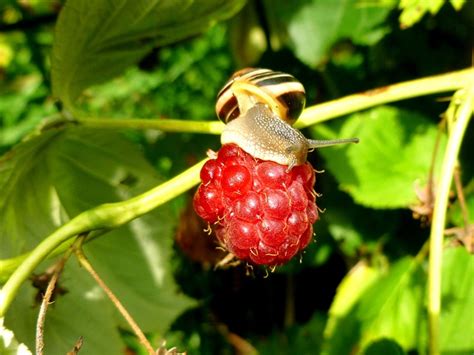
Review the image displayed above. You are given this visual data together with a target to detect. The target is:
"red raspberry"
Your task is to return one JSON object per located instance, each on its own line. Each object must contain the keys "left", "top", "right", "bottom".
{"left": 193, "top": 144, "right": 319, "bottom": 266}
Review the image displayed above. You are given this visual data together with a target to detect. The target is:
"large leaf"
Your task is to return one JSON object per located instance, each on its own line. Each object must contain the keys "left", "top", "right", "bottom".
{"left": 1, "top": 128, "right": 195, "bottom": 354}
{"left": 51, "top": 0, "right": 245, "bottom": 110}
{"left": 263, "top": 0, "right": 391, "bottom": 67}
{"left": 311, "top": 106, "right": 446, "bottom": 209}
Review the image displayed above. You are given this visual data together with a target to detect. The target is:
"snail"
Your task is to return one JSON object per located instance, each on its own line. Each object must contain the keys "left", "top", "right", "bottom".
{"left": 216, "top": 68, "right": 359, "bottom": 170}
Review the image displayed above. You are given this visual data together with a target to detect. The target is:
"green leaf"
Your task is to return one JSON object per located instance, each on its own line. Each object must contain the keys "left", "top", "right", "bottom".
{"left": 263, "top": 0, "right": 391, "bottom": 67}
{"left": 439, "top": 247, "right": 474, "bottom": 352}
{"left": 450, "top": 0, "right": 466, "bottom": 10}
{"left": 323, "top": 262, "right": 380, "bottom": 354}
{"left": 323, "top": 257, "right": 425, "bottom": 354}
{"left": 398, "top": 0, "right": 468, "bottom": 28}
{"left": 311, "top": 106, "right": 446, "bottom": 209}
{"left": 51, "top": 0, "right": 245, "bottom": 110}
{"left": 1, "top": 128, "right": 195, "bottom": 354}
{"left": 399, "top": 0, "right": 443, "bottom": 28}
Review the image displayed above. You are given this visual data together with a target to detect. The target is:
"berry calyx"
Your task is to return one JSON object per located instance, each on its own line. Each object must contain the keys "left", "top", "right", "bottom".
{"left": 193, "top": 144, "right": 318, "bottom": 266}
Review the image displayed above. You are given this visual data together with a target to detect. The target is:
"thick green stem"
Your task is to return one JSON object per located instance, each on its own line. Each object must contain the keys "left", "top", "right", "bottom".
{"left": 0, "top": 159, "right": 206, "bottom": 317}
{"left": 297, "top": 67, "right": 473, "bottom": 128}
{"left": 427, "top": 87, "right": 473, "bottom": 355}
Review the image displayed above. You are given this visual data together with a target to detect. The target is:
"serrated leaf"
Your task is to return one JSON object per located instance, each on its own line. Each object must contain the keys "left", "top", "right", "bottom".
{"left": 399, "top": 0, "right": 443, "bottom": 28}
{"left": 1, "top": 128, "right": 195, "bottom": 354}
{"left": 311, "top": 106, "right": 446, "bottom": 209}
{"left": 52, "top": 0, "right": 245, "bottom": 110}
{"left": 263, "top": 0, "right": 392, "bottom": 67}
{"left": 439, "top": 247, "right": 474, "bottom": 352}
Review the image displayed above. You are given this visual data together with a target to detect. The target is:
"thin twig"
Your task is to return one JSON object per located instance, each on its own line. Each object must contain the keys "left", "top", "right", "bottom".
{"left": 66, "top": 336, "right": 84, "bottom": 355}
{"left": 74, "top": 237, "right": 156, "bottom": 355}
{"left": 35, "top": 247, "right": 75, "bottom": 355}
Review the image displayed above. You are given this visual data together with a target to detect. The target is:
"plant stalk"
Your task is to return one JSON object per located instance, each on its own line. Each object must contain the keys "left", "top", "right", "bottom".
{"left": 427, "top": 87, "right": 473, "bottom": 355}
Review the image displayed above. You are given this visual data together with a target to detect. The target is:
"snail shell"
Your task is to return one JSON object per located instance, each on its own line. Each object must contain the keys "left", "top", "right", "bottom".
{"left": 216, "top": 68, "right": 308, "bottom": 169}
{"left": 216, "top": 68, "right": 306, "bottom": 125}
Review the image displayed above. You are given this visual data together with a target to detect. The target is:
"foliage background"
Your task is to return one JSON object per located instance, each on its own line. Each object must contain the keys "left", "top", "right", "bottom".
{"left": 0, "top": 0, "right": 473, "bottom": 354}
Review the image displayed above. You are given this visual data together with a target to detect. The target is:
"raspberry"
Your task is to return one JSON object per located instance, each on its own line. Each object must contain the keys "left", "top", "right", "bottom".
{"left": 193, "top": 144, "right": 318, "bottom": 266}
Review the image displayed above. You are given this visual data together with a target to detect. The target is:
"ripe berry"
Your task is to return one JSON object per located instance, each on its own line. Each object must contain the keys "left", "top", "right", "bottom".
{"left": 193, "top": 144, "right": 318, "bottom": 266}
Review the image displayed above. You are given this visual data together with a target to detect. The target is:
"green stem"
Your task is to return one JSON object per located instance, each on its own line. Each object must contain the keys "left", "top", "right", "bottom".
{"left": 427, "top": 87, "right": 473, "bottom": 355}
{"left": 297, "top": 67, "right": 473, "bottom": 128}
{"left": 78, "top": 117, "right": 225, "bottom": 135}
{"left": 74, "top": 68, "right": 473, "bottom": 133}
{"left": 0, "top": 159, "right": 206, "bottom": 317}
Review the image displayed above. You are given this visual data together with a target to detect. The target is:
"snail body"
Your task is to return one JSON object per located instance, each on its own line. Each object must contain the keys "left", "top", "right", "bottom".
{"left": 216, "top": 68, "right": 358, "bottom": 169}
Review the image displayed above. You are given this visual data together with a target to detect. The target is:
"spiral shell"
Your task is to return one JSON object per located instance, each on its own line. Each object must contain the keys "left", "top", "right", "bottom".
{"left": 215, "top": 68, "right": 306, "bottom": 125}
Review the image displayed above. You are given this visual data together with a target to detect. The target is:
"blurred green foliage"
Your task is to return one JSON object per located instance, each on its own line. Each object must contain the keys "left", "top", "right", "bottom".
{"left": 1, "top": 0, "right": 473, "bottom": 354}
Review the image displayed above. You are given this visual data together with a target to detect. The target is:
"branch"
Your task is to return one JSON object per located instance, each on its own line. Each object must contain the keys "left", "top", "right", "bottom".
{"left": 427, "top": 86, "right": 473, "bottom": 355}
{"left": 76, "top": 67, "right": 474, "bottom": 133}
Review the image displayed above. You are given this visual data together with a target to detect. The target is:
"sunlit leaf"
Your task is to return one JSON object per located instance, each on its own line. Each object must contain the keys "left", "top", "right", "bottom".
{"left": 1, "top": 128, "right": 195, "bottom": 354}
{"left": 52, "top": 0, "right": 245, "bottom": 110}
{"left": 399, "top": 0, "right": 467, "bottom": 28}
{"left": 311, "top": 106, "right": 446, "bottom": 209}
{"left": 323, "top": 262, "right": 380, "bottom": 354}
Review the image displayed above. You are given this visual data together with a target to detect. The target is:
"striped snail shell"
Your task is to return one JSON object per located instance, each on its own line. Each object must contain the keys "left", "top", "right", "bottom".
{"left": 216, "top": 68, "right": 359, "bottom": 170}
{"left": 216, "top": 68, "right": 306, "bottom": 125}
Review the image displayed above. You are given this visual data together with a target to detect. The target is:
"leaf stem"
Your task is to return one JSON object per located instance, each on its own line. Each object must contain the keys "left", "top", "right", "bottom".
{"left": 74, "top": 68, "right": 473, "bottom": 133}
{"left": 0, "top": 159, "right": 206, "bottom": 317}
{"left": 427, "top": 86, "right": 473, "bottom": 355}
